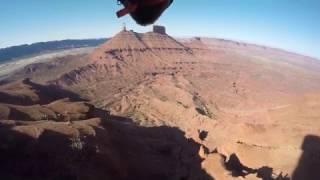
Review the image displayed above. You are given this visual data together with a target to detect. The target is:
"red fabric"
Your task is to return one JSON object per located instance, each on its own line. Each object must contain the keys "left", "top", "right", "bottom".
{"left": 141, "top": 0, "right": 168, "bottom": 6}
{"left": 116, "top": 3, "right": 138, "bottom": 17}
{"left": 117, "top": 0, "right": 169, "bottom": 18}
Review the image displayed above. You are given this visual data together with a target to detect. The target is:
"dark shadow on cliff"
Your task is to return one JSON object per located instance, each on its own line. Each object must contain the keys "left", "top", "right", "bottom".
{"left": 0, "top": 113, "right": 214, "bottom": 180}
{"left": 292, "top": 135, "right": 320, "bottom": 180}
{"left": 225, "top": 153, "right": 256, "bottom": 177}
{"left": 224, "top": 153, "right": 289, "bottom": 180}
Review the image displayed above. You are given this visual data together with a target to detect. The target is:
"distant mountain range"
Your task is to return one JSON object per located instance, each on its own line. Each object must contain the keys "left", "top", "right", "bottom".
{"left": 0, "top": 39, "right": 108, "bottom": 63}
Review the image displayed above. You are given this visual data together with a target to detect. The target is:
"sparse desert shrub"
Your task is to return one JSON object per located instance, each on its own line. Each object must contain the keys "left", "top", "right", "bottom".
{"left": 70, "top": 137, "right": 85, "bottom": 151}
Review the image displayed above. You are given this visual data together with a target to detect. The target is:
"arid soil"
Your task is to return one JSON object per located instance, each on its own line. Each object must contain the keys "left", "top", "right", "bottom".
{"left": 1, "top": 28, "right": 320, "bottom": 180}
{"left": 0, "top": 47, "right": 94, "bottom": 81}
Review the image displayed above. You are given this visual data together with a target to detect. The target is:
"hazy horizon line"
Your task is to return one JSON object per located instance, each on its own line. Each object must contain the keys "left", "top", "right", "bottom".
{"left": 1, "top": 32, "right": 319, "bottom": 60}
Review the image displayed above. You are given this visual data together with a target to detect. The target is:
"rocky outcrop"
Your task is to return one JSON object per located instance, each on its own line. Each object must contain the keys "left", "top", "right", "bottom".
{"left": 0, "top": 78, "right": 214, "bottom": 180}
{"left": 2, "top": 27, "right": 320, "bottom": 179}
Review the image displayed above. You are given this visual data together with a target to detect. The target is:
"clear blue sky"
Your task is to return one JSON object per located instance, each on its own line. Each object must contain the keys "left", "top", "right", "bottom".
{"left": 0, "top": 0, "right": 319, "bottom": 58}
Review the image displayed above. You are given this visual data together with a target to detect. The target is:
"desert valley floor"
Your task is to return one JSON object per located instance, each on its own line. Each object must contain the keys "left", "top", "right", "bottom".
{"left": 0, "top": 27, "right": 320, "bottom": 180}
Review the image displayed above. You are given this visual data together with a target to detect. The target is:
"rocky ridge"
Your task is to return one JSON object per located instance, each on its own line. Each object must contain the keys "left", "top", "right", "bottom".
{"left": 1, "top": 26, "right": 320, "bottom": 179}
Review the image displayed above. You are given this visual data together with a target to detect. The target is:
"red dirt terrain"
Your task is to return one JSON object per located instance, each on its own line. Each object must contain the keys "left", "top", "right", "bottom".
{"left": 1, "top": 26, "right": 320, "bottom": 180}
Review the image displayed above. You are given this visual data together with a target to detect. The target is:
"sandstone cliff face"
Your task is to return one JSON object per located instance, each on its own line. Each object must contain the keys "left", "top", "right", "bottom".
{"left": 1, "top": 28, "right": 320, "bottom": 179}
{"left": 0, "top": 79, "right": 214, "bottom": 180}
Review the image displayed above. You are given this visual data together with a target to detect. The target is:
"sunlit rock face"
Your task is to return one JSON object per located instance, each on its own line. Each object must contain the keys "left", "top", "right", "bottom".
{"left": 1, "top": 27, "right": 320, "bottom": 179}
